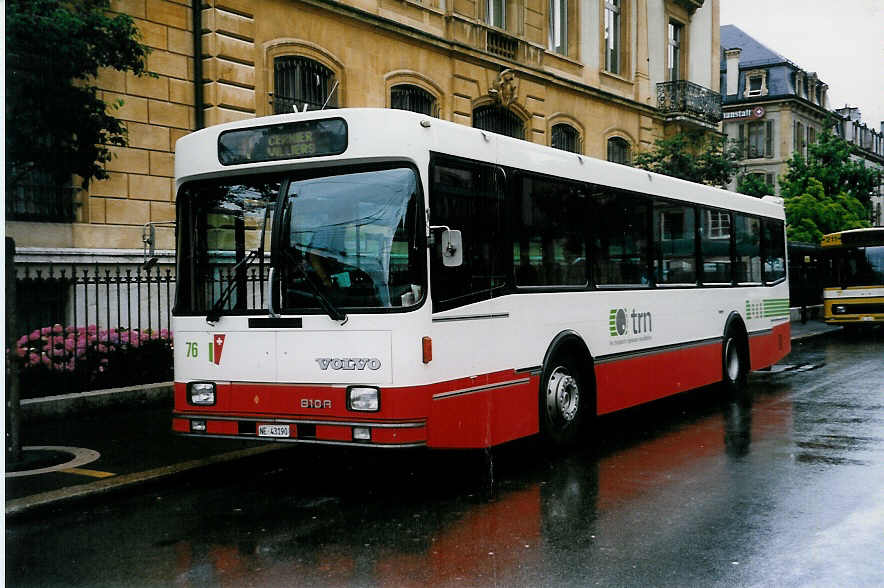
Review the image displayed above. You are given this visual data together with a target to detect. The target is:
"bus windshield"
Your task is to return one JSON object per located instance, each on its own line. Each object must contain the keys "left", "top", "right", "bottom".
{"left": 175, "top": 166, "right": 424, "bottom": 316}
{"left": 824, "top": 246, "right": 884, "bottom": 288}
{"left": 278, "top": 167, "right": 424, "bottom": 312}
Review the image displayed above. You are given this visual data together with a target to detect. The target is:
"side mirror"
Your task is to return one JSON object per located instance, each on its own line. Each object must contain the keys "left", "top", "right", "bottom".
{"left": 440, "top": 229, "right": 463, "bottom": 267}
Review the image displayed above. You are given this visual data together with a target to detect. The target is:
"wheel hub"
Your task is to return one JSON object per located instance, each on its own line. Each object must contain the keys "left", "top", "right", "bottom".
{"left": 546, "top": 367, "right": 579, "bottom": 423}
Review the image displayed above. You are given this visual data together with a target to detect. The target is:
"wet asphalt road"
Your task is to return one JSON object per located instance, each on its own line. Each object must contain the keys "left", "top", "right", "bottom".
{"left": 6, "top": 328, "right": 883, "bottom": 587}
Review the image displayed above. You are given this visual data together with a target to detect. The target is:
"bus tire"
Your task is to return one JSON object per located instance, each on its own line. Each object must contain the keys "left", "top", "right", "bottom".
{"left": 540, "top": 352, "right": 587, "bottom": 446}
{"left": 722, "top": 326, "right": 748, "bottom": 395}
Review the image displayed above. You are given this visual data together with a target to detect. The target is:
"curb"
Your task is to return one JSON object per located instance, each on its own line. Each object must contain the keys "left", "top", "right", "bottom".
{"left": 21, "top": 382, "right": 173, "bottom": 422}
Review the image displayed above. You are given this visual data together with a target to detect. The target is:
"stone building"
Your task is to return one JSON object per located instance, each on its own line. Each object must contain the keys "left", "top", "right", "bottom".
{"left": 832, "top": 106, "right": 884, "bottom": 226}
{"left": 7, "top": 0, "right": 724, "bottom": 269}
{"left": 720, "top": 24, "right": 883, "bottom": 221}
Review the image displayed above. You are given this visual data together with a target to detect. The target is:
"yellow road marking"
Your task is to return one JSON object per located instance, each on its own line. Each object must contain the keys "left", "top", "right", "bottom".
{"left": 61, "top": 468, "right": 116, "bottom": 479}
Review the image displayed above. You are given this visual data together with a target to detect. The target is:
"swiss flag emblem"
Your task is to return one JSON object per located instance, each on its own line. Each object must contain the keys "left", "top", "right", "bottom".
{"left": 212, "top": 334, "right": 226, "bottom": 365}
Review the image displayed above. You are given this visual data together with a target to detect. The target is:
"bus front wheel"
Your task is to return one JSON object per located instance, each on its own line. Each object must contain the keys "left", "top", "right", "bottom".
{"left": 540, "top": 353, "right": 586, "bottom": 445}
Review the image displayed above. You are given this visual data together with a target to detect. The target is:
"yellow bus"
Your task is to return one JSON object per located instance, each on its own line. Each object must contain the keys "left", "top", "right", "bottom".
{"left": 820, "top": 227, "right": 884, "bottom": 325}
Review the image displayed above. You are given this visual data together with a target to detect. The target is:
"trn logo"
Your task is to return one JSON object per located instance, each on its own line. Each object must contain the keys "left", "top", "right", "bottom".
{"left": 609, "top": 308, "right": 653, "bottom": 337}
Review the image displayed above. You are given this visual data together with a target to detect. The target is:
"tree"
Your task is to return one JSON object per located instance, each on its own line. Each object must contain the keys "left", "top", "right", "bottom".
{"left": 737, "top": 173, "right": 775, "bottom": 197}
{"left": 784, "top": 178, "right": 869, "bottom": 243}
{"left": 633, "top": 131, "right": 742, "bottom": 187}
{"left": 780, "top": 127, "right": 879, "bottom": 241}
{"left": 781, "top": 128, "right": 881, "bottom": 210}
{"left": 5, "top": 0, "right": 151, "bottom": 190}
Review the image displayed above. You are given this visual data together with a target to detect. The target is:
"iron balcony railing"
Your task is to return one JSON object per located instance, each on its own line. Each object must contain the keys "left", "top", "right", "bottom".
{"left": 657, "top": 80, "right": 722, "bottom": 126}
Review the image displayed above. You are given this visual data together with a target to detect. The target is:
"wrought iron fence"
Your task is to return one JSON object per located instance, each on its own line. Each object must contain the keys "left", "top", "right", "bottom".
{"left": 656, "top": 80, "right": 723, "bottom": 125}
{"left": 10, "top": 263, "right": 177, "bottom": 396}
{"left": 13, "top": 264, "right": 175, "bottom": 346}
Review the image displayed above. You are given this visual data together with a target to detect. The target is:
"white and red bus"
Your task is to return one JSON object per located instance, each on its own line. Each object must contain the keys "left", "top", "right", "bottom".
{"left": 172, "top": 108, "right": 790, "bottom": 448}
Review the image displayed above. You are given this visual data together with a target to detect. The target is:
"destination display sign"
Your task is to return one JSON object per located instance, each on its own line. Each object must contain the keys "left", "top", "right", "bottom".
{"left": 218, "top": 118, "right": 347, "bottom": 165}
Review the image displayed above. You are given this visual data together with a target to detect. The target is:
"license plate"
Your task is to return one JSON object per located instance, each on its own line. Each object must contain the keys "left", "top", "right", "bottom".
{"left": 861, "top": 316, "right": 874, "bottom": 322}
{"left": 258, "top": 424, "right": 290, "bottom": 438}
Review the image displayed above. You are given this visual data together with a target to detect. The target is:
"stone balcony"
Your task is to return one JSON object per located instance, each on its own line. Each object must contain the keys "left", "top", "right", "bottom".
{"left": 656, "top": 80, "right": 722, "bottom": 130}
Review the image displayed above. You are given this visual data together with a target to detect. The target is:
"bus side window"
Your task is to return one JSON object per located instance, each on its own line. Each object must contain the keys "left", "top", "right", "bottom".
{"left": 513, "top": 174, "right": 587, "bottom": 287}
{"left": 762, "top": 219, "right": 786, "bottom": 284}
{"left": 653, "top": 200, "right": 697, "bottom": 285}
{"left": 699, "top": 208, "right": 732, "bottom": 284}
{"left": 590, "top": 187, "right": 650, "bottom": 287}
{"left": 429, "top": 157, "right": 507, "bottom": 312}
{"left": 734, "top": 214, "right": 762, "bottom": 284}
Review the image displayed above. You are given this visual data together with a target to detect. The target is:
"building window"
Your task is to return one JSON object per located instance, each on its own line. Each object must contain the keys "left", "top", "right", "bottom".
{"left": 549, "top": 0, "right": 567, "bottom": 55}
{"left": 607, "top": 137, "right": 630, "bottom": 165}
{"left": 744, "top": 70, "right": 768, "bottom": 97}
{"left": 807, "top": 126, "right": 816, "bottom": 147}
{"left": 668, "top": 21, "right": 683, "bottom": 81}
{"left": 741, "top": 120, "right": 773, "bottom": 159}
{"left": 793, "top": 121, "right": 805, "bottom": 156}
{"left": 391, "top": 84, "right": 438, "bottom": 116}
{"left": 487, "top": 0, "right": 506, "bottom": 28}
{"left": 473, "top": 105, "right": 525, "bottom": 139}
{"left": 551, "top": 123, "right": 581, "bottom": 153}
{"left": 273, "top": 56, "right": 337, "bottom": 113}
{"left": 604, "top": 0, "right": 621, "bottom": 74}
{"left": 5, "top": 166, "right": 76, "bottom": 222}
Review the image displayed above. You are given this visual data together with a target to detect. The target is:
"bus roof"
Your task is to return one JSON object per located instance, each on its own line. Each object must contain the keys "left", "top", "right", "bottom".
{"left": 821, "top": 227, "right": 884, "bottom": 248}
{"left": 175, "top": 108, "right": 784, "bottom": 220}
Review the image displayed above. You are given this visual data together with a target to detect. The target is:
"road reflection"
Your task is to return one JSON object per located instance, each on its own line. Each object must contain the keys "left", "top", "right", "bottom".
{"left": 167, "top": 381, "right": 795, "bottom": 586}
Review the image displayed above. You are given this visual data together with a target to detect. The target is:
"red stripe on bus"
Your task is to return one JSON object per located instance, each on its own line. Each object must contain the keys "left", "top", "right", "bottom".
{"left": 595, "top": 340, "right": 723, "bottom": 415}
{"left": 749, "top": 322, "right": 791, "bottom": 371}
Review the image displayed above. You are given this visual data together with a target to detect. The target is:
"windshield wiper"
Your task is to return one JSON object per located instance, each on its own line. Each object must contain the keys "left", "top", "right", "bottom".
{"left": 206, "top": 250, "right": 258, "bottom": 324}
{"left": 282, "top": 249, "right": 348, "bottom": 324}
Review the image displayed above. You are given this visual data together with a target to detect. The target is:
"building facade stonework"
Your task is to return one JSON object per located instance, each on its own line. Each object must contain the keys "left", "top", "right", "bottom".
{"left": 7, "top": 0, "right": 723, "bottom": 262}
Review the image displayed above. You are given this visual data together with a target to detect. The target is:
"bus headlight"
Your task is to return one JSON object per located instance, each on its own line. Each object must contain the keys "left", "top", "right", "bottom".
{"left": 189, "top": 382, "right": 216, "bottom": 405}
{"left": 833, "top": 305, "right": 848, "bottom": 315}
{"left": 348, "top": 386, "right": 380, "bottom": 412}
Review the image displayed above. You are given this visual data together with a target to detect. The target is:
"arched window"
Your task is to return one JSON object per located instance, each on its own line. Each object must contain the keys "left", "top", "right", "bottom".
{"left": 273, "top": 56, "right": 337, "bottom": 114}
{"left": 472, "top": 105, "right": 524, "bottom": 139}
{"left": 551, "top": 123, "right": 581, "bottom": 153}
{"left": 391, "top": 84, "right": 438, "bottom": 116}
{"left": 607, "top": 137, "right": 631, "bottom": 165}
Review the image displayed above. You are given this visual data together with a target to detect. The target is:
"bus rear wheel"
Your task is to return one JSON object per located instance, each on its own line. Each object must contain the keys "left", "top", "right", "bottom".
{"left": 540, "top": 353, "right": 586, "bottom": 446}
{"left": 722, "top": 329, "right": 748, "bottom": 394}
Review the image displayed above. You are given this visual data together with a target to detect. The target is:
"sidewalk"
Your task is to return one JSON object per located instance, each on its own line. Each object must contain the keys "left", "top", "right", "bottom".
{"left": 5, "top": 317, "right": 842, "bottom": 518}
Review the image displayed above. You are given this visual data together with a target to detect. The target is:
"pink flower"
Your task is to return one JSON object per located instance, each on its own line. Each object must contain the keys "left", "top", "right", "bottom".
{"left": 52, "top": 324, "right": 63, "bottom": 335}
{"left": 29, "top": 330, "right": 41, "bottom": 342}
{"left": 17, "top": 335, "right": 27, "bottom": 346}
{"left": 41, "top": 326, "right": 53, "bottom": 336}
{"left": 28, "top": 353, "right": 40, "bottom": 366}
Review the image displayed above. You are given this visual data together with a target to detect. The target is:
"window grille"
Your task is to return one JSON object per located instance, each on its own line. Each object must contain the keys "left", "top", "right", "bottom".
{"left": 273, "top": 56, "right": 337, "bottom": 114}
{"left": 5, "top": 166, "right": 76, "bottom": 222}
{"left": 473, "top": 105, "right": 525, "bottom": 139}
{"left": 551, "top": 124, "right": 581, "bottom": 153}
{"left": 606, "top": 137, "right": 630, "bottom": 164}
{"left": 391, "top": 84, "right": 438, "bottom": 116}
